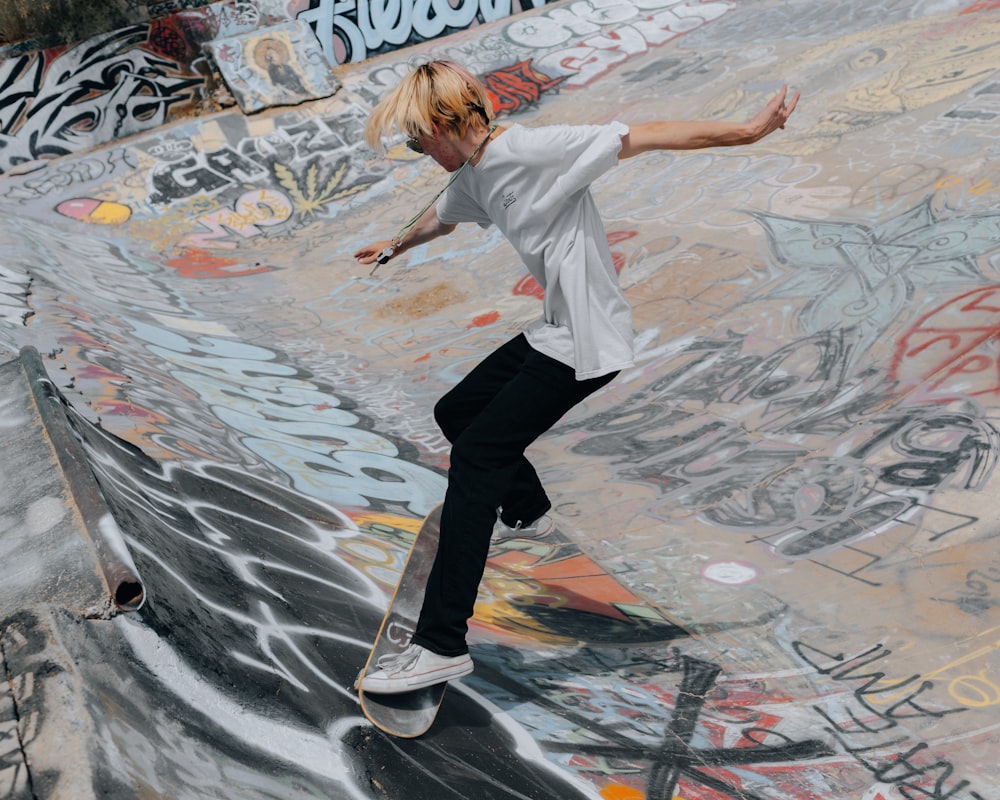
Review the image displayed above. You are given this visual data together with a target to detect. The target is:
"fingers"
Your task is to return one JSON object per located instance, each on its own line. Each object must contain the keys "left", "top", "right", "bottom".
{"left": 777, "top": 87, "right": 799, "bottom": 111}
{"left": 771, "top": 85, "right": 799, "bottom": 131}
{"left": 784, "top": 90, "right": 801, "bottom": 116}
{"left": 355, "top": 241, "right": 389, "bottom": 264}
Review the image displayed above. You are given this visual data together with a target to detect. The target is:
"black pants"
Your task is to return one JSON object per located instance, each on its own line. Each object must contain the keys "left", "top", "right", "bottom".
{"left": 412, "top": 334, "right": 618, "bottom": 656}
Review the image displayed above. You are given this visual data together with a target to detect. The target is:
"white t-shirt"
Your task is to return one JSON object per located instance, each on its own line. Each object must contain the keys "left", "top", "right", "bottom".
{"left": 436, "top": 122, "right": 634, "bottom": 380}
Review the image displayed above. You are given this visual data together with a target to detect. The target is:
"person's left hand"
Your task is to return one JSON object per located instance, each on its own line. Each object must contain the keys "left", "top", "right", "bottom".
{"left": 747, "top": 85, "right": 800, "bottom": 141}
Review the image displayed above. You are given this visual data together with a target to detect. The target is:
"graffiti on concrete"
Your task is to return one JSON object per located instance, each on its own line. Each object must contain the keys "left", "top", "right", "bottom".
{"left": 793, "top": 639, "right": 988, "bottom": 800}
{"left": 0, "top": 147, "right": 137, "bottom": 202}
{"left": 141, "top": 106, "right": 374, "bottom": 243}
{"left": 0, "top": 265, "right": 32, "bottom": 327}
{"left": 562, "top": 325, "right": 997, "bottom": 583}
{"left": 123, "top": 318, "right": 448, "bottom": 515}
{"left": 0, "top": 613, "right": 52, "bottom": 797}
{"left": 481, "top": 59, "right": 565, "bottom": 114}
{"left": 501, "top": 0, "right": 733, "bottom": 87}
{"left": 0, "top": 27, "right": 200, "bottom": 175}
{"left": 892, "top": 285, "right": 1000, "bottom": 402}
{"left": 300, "top": 0, "right": 553, "bottom": 64}
{"left": 753, "top": 197, "right": 1000, "bottom": 364}
{"left": 63, "top": 396, "right": 651, "bottom": 799}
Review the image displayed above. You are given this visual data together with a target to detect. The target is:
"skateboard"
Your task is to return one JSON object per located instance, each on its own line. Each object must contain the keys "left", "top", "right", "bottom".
{"left": 356, "top": 503, "right": 448, "bottom": 738}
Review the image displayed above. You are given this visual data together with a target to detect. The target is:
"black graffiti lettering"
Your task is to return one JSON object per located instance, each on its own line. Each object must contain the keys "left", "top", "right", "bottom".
{"left": 867, "top": 414, "right": 997, "bottom": 490}
{"left": 851, "top": 414, "right": 916, "bottom": 459}
{"left": 896, "top": 685, "right": 972, "bottom": 719}
{"left": 687, "top": 449, "right": 810, "bottom": 527}
{"left": 932, "top": 561, "right": 1000, "bottom": 614}
{"left": 279, "top": 119, "right": 327, "bottom": 156}
{"left": 697, "top": 452, "right": 860, "bottom": 530}
{"left": 204, "top": 146, "right": 264, "bottom": 182}
{"left": 622, "top": 431, "right": 808, "bottom": 522}
{"left": 150, "top": 154, "right": 231, "bottom": 202}
{"left": 791, "top": 640, "right": 888, "bottom": 676}
{"left": 567, "top": 325, "right": 999, "bottom": 573}
{"left": 965, "top": 567, "right": 1000, "bottom": 594}
{"left": 872, "top": 742, "right": 938, "bottom": 788}
{"left": 776, "top": 497, "right": 915, "bottom": 558}
{"left": 837, "top": 732, "right": 909, "bottom": 755}
{"left": 797, "top": 640, "right": 984, "bottom": 798}
{"left": 882, "top": 453, "right": 977, "bottom": 488}
{"left": 0, "top": 28, "right": 200, "bottom": 173}
{"left": 824, "top": 655, "right": 913, "bottom": 697}
{"left": 899, "top": 774, "right": 986, "bottom": 800}
{"left": 149, "top": 145, "right": 272, "bottom": 203}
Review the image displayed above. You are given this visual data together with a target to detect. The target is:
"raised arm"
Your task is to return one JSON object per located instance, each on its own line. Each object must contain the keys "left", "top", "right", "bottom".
{"left": 354, "top": 204, "right": 457, "bottom": 266}
{"left": 619, "top": 85, "right": 799, "bottom": 159}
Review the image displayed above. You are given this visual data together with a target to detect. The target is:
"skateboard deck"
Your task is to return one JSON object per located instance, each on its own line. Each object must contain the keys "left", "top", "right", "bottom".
{"left": 356, "top": 503, "right": 447, "bottom": 738}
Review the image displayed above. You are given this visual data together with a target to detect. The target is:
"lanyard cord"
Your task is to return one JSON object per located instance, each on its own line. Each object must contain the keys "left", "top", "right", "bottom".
{"left": 371, "top": 124, "right": 498, "bottom": 276}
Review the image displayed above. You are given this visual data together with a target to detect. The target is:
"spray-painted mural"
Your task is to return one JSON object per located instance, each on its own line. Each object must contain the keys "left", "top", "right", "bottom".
{"left": 2, "top": 0, "right": 1000, "bottom": 797}
{"left": 0, "top": 0, "right": 567, "bottom": 174}
{"left": 0, "top": 26, "right": 202, "bottom": 173}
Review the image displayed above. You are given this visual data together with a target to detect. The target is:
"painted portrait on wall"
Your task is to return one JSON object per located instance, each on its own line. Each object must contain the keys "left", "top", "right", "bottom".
{"left": 206, "top": 19, "right": 340, "bottom": 113}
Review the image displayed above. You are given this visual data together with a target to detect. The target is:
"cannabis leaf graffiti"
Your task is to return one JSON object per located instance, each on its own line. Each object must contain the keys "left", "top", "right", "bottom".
{"left": 752, "top": 196, "right": 1000, "bottom": 361}
{"left": 273, "top": 156, "right": 373, "bottom": 221}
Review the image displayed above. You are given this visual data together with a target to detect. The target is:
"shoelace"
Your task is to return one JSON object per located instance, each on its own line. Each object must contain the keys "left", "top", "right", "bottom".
{"left": 375, "top": 644, "right": 420, "bottom": 673}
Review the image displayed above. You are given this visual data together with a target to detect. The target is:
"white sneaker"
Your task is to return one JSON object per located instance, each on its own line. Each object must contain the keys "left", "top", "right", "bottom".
{"left": 359, "top": 644, "right": 473, "bottom": 694}
{"left": 492, "top": 513, "right": 554, "bottom": 541}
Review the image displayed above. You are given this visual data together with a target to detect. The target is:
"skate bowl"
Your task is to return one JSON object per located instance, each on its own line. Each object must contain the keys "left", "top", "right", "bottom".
{"left": 1, "top": 1, "right": 1000, "bottom": 797}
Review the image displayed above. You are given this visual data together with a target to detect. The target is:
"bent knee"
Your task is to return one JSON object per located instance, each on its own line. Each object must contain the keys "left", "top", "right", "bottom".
{"left": 435, "top": 387, "right": 476, "bottom": 443}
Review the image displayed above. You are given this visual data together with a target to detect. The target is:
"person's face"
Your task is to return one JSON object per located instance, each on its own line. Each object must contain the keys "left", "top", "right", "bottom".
{"left": 407, "top": 127, "right": 465, "bottom": 172}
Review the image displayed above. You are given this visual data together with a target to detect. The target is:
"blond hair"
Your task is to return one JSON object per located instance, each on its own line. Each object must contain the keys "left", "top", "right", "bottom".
{"left": 364, "top": 60, "right": 494, "bottom": 150}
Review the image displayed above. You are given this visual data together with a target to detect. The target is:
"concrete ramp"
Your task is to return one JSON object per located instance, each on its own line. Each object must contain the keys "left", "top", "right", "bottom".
{"left": 0, "top": 346, "right": 144, "bottom": 617}
{"left": 0, "top": 347, "right": 144, "bottom": 798}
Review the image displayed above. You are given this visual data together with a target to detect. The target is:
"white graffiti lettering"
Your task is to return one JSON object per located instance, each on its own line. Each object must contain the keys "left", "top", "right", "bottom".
{"left": 299, "top": 0, "right": 549, "bottom": 64}
{"left": 129, "top": 320, "right": 446, "bottom": 515}
{"left": 521, "top": 1, "right": 733, "bottom": 86}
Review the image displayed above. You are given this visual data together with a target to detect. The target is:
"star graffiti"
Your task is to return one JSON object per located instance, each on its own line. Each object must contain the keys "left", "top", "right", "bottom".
{"left": 751, "top": 196, "right": 1000, "bottom": 361}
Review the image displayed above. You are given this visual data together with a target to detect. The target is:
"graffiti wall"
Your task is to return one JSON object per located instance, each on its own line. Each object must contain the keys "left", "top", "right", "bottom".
{"left": 1, "top": 0, "right": 1000, "bottom": 797}
{"left": 0, "top": 0, "right": 563, "bottom": 174}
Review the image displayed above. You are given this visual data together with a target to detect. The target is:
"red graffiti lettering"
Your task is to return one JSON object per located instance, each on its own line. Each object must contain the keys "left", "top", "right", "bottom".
{"left": 482, "top": 60, "right": 564, "bottom": 115}
{"left": 891, "top": 286, "right": 1000, "bottom": 399}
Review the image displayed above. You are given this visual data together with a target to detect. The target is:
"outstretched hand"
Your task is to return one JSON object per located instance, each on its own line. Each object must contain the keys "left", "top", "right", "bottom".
{"left": 747, "top": 85, "right": 800, "bottom": 142}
